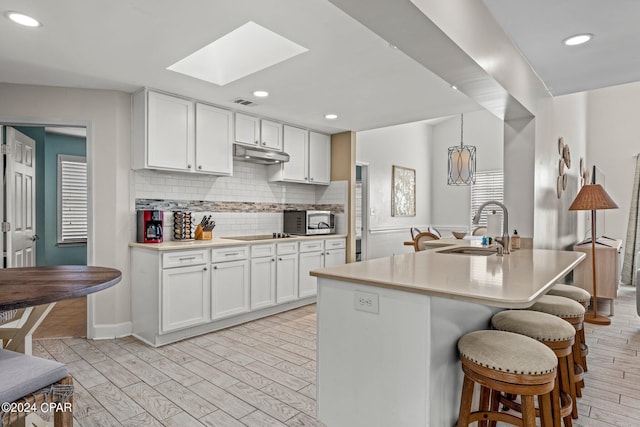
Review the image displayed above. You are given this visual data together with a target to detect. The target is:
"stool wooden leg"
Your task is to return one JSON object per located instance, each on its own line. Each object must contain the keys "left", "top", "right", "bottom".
{"left": 479, "top": 386, "right": 491, "bottom": 427}
{"left": 578, "top": 327, "right": 588, "bottom": 372}
{"left": 457, "top": 375, "right": 474, "bottom": 427}
{"left": 538, "top": 392, "right": 554, "bottom": 427}
{"left": 521, "top": 395, "right": 537, "bottom": 426}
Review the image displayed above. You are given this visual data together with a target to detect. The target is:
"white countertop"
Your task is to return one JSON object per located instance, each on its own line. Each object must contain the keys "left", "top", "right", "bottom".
{"left": 129, "top": 234, "right": 347, "bottom": 251}
{"left": 311, "top": 240, "right": 586, "bottom": 308}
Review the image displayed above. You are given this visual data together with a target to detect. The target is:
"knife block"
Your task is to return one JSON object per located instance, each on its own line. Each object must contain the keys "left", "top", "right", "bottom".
{"left": 195, "top": 224, "right": 212, "bottom": 240}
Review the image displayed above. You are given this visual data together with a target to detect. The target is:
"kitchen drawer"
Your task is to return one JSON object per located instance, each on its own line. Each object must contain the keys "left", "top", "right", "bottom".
{"left": 211, "top": 246, "right": 249, "bottom": 262}
{"left": 299, "top": 239, "right": 324, "bottom": 253}
{"left": 162, "top": 250, "right": 208, "bottom": 269}
{"left": 251, "top": 243, "right": 276, "bottom": 258}
{"left": 277, "top": 241, "right": 298, "bottom": 255}
{"left": 324, "top": 238, "right": 346, "bottom": 250}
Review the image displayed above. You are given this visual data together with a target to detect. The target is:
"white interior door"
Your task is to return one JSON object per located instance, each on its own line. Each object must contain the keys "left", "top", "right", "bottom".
{"left": 5, "top": 127, "right": 36, "bottom": 267}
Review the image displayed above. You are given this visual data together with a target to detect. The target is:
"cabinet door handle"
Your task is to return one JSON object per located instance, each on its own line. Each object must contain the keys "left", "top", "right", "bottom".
{"left": 321, "top": 253, "right": 325, "bottom": 256}
{"left": 187, "top": 164, "right": 192, "bottom": 169}
{"left": 213, "top": 266, "right": 218, "bottom": 269}
{"left": 325, "top": 252, "right": 330, "bottom": 255}
{"left": 310, "top": 177, "right": 314, "bottom": 181}
{"left": 272, "top": 258, "right": 275, "bottom": 262}
{"left": 198, "top": 165, "right": 202, "bottom": 170}
{"left": 224, "top": 252, "right": 240, "bottom": 256}
{"left": 179, "top": 256, "right": 197, "bottom": 261}
{"left": 279, "top": 257, "right": 283, "bottom": 261}
{"left": 203, "top": 267, "right": 208, "bottom": 271}
{"left": 255, "top": 140, "right": 259, "bottom": 144}
{"left": 262, "top": 142, "right": 267, "bottom": 145}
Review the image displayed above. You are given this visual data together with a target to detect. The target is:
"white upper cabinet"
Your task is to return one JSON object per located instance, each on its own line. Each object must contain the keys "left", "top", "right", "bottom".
{"left": 195, "top": 103, "right": 233, "bottom": 175}
{"left": 260, "top": 119, "right": 283, "bottom": 151}
{"left": 234, "top": 113, "right": 260, "bottom": 146}
{"left": 235, "top": 113, "right": 283, "bottom": 151}
{"left": 146, "top": 91, "right": 195, "bottom": 171}
{"left": 132, "top": 90, "right": 233, "bottom": 176}
{"left": 273, "top": 125, "right": 308, "bottom": 183}
{"left": 308, "top": 131, "right": 331, "bottom": 184}
{"left": 268, "top": 127, "right": 330, "bottom": 185}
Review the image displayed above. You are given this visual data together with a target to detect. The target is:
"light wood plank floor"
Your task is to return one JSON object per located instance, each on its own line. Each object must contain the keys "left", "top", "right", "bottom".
{"left": 33, "top": 286, "right": 640, "bottom": 426}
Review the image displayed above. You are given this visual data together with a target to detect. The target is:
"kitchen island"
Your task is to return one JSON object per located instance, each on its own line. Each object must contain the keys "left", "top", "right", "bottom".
{"left": 310, "top": 243, "right": 585, "bottom": 427}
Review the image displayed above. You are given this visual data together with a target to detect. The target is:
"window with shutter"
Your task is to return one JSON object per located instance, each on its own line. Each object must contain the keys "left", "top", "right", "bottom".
{"left": 58, "top": 155, "right": 87, "bottom": 244}
{"left": 470, "top": 170, "right": 504, "bottom": 229}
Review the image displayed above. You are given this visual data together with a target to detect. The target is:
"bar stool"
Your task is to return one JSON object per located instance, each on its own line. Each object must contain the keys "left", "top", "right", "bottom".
{"left": 529, "top": 295, "right": 586, "bottom": 415}
{"left": 547, "top": 284, "right": 591, "bottom": 372}
{"left": 492, "top": 310, "right": 578, "bottom": 427}
{"left": 456, "top": 330, "right": 557, "bottom": 427}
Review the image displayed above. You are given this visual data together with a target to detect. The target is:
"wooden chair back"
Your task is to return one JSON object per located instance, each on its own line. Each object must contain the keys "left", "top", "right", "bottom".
{"left": 413, "top": 232, "right": 440, "bottom": 251}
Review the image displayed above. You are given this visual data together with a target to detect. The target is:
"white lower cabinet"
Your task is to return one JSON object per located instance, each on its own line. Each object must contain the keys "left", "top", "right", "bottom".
{"left": 299, "top": 250, "right": 324, "bottom": 298}
{"left": 161, "top": 263, "right": 210, "bottom": 333}
{"left": 251, "top": 256, "right": 277, "bottom": 309}
{"left": 211, "top": 259, "right": 249, "bottom": 320}
{"left": 131, "top": 237, "right": 345, "bottom": 346}
{"left": 277, "top": 253, "right": 299, "bottom": 303}
{"left": 325, "top": 238, "right": 347, "bottom": 268}
{"left": 298, "top": 238, "right": 346, "bottom": 297}
{"left": 250, "top": 243, "right": 277, "bottom": 310}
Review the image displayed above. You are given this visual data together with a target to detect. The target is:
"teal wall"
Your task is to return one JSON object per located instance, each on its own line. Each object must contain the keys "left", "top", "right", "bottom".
{"left": 15, "top": 127, "right": 87, "bottom": 266}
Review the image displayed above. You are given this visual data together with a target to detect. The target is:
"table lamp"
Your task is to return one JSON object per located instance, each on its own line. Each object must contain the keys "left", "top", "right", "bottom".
{"left": 569, "top": 184, "right": 618, "bottom": 325}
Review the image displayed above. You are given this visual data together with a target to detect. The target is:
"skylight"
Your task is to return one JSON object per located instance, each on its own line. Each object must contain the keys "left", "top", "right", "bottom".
{"left": 167, "top": 21, "right": 308, "bottom": 86}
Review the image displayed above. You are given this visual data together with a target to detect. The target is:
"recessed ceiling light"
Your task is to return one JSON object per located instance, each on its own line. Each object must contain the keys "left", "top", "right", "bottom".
{"left": 563, "top": 33, "right": 593, "bottom": 46}
{"left": 324, "top": 113, "right": 338, "bottom": 120}
{"left": 167, "top": 21, "right": 308, "bottom": 86}
{"left": 6, "top": 11, "right": 41, "bottom": 27}
{"left": 451, "top": 85, "right": 458, "bottom": 90}
{"left": 253, "top": 90, "right": 269, "bottom": 98}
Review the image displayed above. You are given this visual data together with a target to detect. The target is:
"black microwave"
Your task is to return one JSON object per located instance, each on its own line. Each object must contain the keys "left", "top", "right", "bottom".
{"left": 283, "top": 210, "right": 335, "bottom": 235}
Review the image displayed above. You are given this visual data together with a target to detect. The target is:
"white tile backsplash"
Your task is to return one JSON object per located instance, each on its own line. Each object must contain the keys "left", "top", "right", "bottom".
{"left": 133, "top": 162, "right": 349, "bottom": 240}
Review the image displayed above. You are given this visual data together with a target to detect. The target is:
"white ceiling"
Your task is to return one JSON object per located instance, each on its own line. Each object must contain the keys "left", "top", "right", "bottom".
{"left": 1, "top": 1, "right": 639, "bottom": 133}
{"left": 483, "top": 0, "right": 640, "bottom": 96}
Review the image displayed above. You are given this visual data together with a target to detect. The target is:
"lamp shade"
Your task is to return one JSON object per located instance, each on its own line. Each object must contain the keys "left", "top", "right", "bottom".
{"left": 568, "top": 184, "right": 618, "bottom": 211}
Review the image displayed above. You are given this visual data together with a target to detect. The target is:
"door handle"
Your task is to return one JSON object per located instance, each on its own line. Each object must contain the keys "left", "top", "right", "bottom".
{"left": 31, "top": 234, "right": 40, "bottom": 241}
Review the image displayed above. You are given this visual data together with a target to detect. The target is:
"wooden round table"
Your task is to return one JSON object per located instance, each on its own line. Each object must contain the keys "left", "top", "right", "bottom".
{"left": 0, "top": 266, "right": 122, "bottom": 353}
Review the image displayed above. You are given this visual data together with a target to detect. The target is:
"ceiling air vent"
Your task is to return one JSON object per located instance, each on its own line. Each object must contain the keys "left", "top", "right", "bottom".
{"left": 232, "top": 98, "right": 258, "bottom": 107}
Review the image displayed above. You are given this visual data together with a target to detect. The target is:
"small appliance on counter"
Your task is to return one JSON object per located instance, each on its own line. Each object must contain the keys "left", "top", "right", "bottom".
{"left": 137, "top": 210, "right": 164, "bottom": 243}
{"left": 283, "top": 210, "right": 335, "bottom": 235}
{"left": 173, "top": 211, "right": 195, "bottom": 241}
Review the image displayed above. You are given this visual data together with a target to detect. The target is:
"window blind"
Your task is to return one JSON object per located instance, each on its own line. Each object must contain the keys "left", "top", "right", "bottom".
{"left": 58, "top": 155, "right": 87, "bottom": 244}
{"left": 470, "top": 170, "right": 504, "bottom": 229}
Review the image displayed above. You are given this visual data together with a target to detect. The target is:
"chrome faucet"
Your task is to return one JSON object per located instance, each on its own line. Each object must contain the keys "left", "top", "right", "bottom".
{"left": 472, "top": 201, "right": 511, "bottom": 255}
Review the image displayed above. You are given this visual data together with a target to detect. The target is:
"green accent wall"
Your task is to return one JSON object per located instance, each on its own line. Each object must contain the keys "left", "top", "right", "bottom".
{"left": 15, "top": 127, "right": 87, "bottom": 266}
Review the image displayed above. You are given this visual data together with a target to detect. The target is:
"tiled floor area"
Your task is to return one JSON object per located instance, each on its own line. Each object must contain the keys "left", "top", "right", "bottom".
{"left": 33, "top": 285, "right": 640, "bottom": 427}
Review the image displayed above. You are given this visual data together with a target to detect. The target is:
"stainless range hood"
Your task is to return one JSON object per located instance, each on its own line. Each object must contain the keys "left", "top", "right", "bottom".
{"left": 233, "top": 144, "right": 290, "bottom": 165}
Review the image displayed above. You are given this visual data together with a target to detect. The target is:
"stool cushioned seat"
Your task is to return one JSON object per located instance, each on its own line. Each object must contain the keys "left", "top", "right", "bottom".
{"left": 0, "top": 348, "right": 68, "bottom": 403}
{"left": 547, "top": 284, "right": 591, "bottom": 304}
{"left": 529, "top": 295, "right": 585, "bottom": 318}
{"left": 492, "top": 310, "right": 575, "bottom": 342}
{"left": 458, "top": 330, "right": 557, "bottom": 375}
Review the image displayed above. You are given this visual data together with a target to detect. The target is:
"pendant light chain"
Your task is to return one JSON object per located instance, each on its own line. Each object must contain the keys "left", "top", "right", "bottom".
{"left": 460, "top": 114, "right": 464, "bottom": 148}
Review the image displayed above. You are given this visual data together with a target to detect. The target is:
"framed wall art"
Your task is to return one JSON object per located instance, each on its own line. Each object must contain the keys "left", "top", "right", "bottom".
{"left": 391, "top": 165, "right": 416, "bottom": 217}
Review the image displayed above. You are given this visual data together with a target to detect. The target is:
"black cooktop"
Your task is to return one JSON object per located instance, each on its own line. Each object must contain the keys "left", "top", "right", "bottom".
{"left": 228, "top": 234, "right": 292, "bottom": 241}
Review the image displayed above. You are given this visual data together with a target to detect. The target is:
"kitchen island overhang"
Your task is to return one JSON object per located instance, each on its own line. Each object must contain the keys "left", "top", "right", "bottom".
{"left": 311, "top": 247, "right": 585, "bottom": 427}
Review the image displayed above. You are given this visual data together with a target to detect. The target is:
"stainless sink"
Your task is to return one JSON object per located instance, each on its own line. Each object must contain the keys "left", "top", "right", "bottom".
{"left": 437, "top": 246, "right": 497, "bottom": 256}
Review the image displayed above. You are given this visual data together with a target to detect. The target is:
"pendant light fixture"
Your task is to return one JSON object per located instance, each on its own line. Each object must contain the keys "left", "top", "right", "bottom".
{"left": 447, "top": 114, "right": 476, "bottom": 185}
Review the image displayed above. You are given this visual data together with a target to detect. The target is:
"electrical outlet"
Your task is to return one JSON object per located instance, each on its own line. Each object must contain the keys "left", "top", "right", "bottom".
{"left": 354, "top": 291, "right": 379, "bottom": 314}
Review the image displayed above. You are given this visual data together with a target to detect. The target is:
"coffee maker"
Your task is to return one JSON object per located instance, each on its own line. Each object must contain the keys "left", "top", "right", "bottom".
{"left": 137, "top": 210, "right": 164, "bottom": 243}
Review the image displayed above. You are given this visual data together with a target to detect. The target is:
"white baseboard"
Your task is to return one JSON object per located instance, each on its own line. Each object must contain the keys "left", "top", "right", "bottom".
{"left": 89, "top": 321, "right": 132, "bottom": 340}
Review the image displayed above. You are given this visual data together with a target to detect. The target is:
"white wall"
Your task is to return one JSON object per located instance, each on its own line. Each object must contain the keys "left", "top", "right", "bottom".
{"left": 0, "top": 83, "right": 132, "bottom": 337}
{"left": 587, "top": 81, "right": 640, "bottom": 242}
{"left": 430, "top": 110, "right": 503, "bottom": 230}
{"left": 533, "top": 92, "right": 588, "bottom": 249}
{"left": 356, "top": 121, "right": 432, "bottom": 259}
